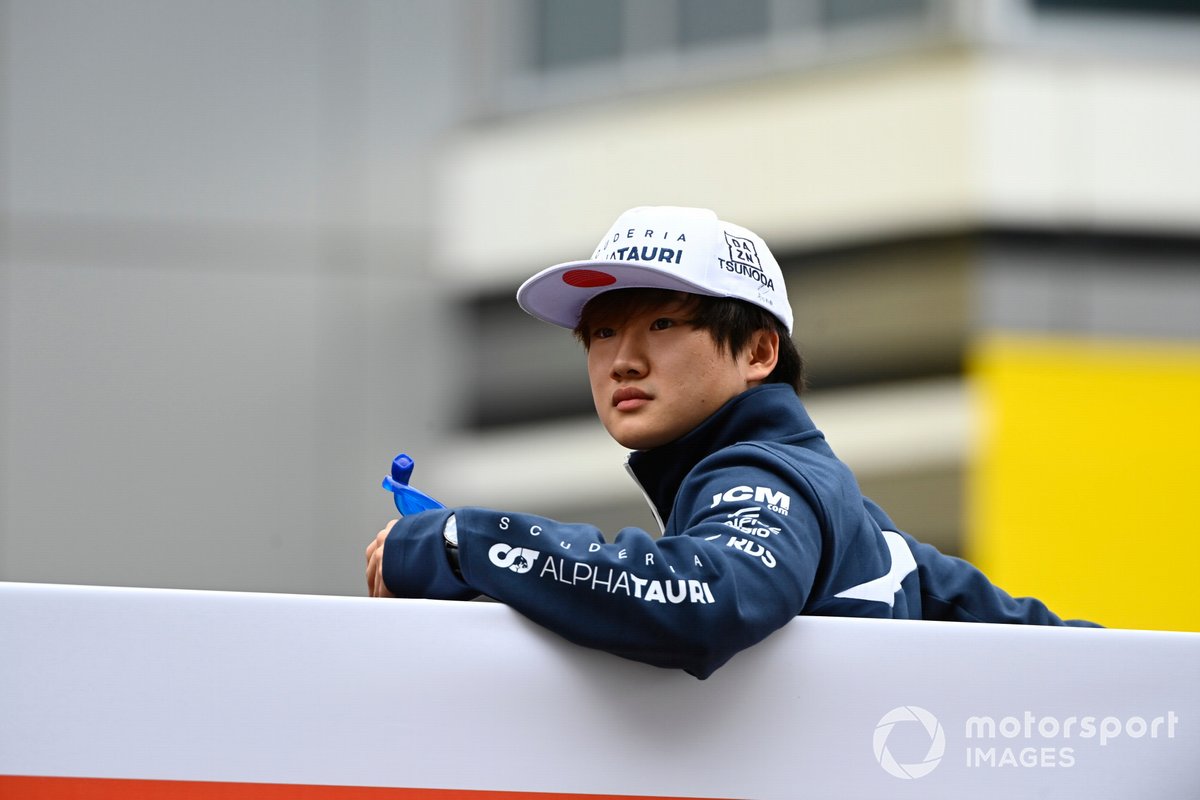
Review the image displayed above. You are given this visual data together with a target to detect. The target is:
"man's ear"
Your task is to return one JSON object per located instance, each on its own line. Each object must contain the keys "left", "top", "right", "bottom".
{"left": 744, "top": 328, "right": 780, "bottom": 384}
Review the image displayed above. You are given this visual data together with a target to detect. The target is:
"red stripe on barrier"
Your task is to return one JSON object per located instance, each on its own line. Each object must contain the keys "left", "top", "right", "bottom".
{"left": 0, "top": 776, "right": 734, "bottom": 800}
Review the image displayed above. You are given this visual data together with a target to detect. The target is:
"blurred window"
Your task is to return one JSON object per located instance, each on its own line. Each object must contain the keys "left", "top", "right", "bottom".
{"left": 526, "top": 0, "right": 940, "bottom": 76}
{"left": 514, "top": 0, "right": 1197, "bottom": 111}
{"left": 823, "top": 0, "right": 931, "bottom": 28}
{"left": 1032, "top": 0, "right": 1200, "bottom": 15}
{"left": 678, "top": 0, "right": 770, "bottom": 48}
{"left": 461, "top": 291, "right": 595, "bottom": 429}
{"left": 533, "top": 0, "right": 624, "bottom": 70}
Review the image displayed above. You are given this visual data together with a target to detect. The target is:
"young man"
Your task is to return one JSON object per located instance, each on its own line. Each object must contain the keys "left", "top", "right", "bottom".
{"left": 365, "top": 206, "right": 1097, "bottom": 679}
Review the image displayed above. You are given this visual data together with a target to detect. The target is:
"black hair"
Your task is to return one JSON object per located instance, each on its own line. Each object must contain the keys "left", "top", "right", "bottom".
{"left": 573, "top": 288, "right": 805, "bottom": 395}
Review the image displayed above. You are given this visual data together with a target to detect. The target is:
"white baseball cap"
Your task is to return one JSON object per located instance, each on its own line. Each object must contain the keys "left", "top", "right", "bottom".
{"left": 516, "top": 206, "right": 793, "bottom": 333}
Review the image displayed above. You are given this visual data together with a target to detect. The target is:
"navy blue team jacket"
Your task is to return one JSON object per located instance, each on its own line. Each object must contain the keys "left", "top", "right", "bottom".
{"left": 382, "top": 384, "right": 1098, "bottom": 678}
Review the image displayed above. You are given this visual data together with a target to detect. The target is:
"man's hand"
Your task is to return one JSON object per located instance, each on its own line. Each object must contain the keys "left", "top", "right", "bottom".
{"left": 365, "top": 519, "right": 398, "bottom": 597}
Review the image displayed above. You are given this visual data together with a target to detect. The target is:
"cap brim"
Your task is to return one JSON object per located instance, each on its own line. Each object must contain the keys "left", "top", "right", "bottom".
{"left": 516, "top": 260, "right": 723, "bottom": 329}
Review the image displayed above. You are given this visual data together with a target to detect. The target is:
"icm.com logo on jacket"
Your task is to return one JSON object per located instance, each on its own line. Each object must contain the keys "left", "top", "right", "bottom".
{"left": 488, "top": 543, "right": 540, "bottom": 574}
{"left": 874, "top": 706, "right": 946, "bottom": 780}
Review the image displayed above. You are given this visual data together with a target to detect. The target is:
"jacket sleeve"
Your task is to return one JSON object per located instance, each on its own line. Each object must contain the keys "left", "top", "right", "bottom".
{"left": 908, "top": 537, "right": 1103, "bottom": 627}
{"left": 381, "top": 445, "right": 824, "bottom": 678}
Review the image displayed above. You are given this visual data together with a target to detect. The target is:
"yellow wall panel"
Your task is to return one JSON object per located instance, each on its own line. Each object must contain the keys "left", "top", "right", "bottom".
{"left": 968, "top": 335, "right": 1200, "bottom": 632}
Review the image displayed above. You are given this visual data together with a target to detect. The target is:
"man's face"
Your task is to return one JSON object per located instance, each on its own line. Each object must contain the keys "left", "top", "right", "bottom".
{"left": 585, "top": 295, "right": 758, "bottom": 450}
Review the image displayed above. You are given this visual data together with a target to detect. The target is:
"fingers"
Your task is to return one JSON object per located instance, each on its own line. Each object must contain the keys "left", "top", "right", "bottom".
{"left": 365, "top": 520, "right": 399, "bottom": 597}
{"left": 367, "top": 544, "right": 384, "bottom": 597}
{"left": 365, "top": 535, "right": 376, "bottom": 595}
{"left": 368, "top": 548, "right": 380, "bottom": 596}
{"left": 366, "top": 547, "right": 377, "bottom": 596}
{"left": 364, "top": 519, "right": 396, "bottom": 560}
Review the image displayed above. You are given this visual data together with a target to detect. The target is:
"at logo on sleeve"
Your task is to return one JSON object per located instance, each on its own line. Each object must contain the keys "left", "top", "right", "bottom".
{"left": 488, "top": 543, "right": 541, "bottom": 574}
{"left": 710, "top": 485, "right": 790, "bottom": 516}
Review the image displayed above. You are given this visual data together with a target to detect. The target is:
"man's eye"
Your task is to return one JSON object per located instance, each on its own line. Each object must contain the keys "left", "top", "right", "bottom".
{"left": 592, "top": 327, "right": 615, "bottom": 340}
{"left": 651, "top": 318, "right": 674, "bottom": 331}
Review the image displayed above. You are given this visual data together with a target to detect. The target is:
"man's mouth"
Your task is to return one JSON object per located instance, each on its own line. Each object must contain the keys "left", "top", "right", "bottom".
{"left": 612, "top": 387, "right": 651, "bottom": 411}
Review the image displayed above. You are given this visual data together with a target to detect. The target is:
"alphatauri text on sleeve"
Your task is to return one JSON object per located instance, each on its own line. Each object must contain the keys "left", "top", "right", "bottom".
{"left": 382, "top": 384, "right": 1099, "bottom": 679}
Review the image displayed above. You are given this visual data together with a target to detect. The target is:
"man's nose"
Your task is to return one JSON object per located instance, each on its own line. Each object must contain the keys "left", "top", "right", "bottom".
{"left": 610, "top": 332, "right": 648, "bottom": 378}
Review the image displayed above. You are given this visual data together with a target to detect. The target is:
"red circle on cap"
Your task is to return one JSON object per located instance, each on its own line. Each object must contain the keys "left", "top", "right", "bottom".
{"left": 563, "top": 269, "right": 617, "bottom": 288}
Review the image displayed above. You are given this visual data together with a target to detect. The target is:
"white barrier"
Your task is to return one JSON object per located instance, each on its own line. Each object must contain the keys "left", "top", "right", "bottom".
{"left": 2, "top": 582, "right": 1197, "bottom": 798}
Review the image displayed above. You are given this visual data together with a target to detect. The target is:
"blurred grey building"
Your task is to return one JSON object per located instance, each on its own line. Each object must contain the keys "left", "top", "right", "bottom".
{"left": 2, "top": 0, "right": 1198, "bottom": 599}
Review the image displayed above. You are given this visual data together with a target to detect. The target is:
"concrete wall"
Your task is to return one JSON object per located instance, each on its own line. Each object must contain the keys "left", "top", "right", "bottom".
{"left": 0, "top": 0, "right": 468, "bottom": 595}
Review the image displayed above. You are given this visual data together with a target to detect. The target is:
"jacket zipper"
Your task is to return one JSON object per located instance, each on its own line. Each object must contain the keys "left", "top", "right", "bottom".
{"left": 625, "top": 457, "right": 666, "bottom": 535}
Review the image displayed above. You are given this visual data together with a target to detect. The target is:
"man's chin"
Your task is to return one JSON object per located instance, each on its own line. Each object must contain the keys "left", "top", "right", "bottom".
{"left": 607, "top": 425, "right": 671, "bottom": 452}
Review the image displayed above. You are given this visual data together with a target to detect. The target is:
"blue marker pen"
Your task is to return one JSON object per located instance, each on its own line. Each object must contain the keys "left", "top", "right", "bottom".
{"left": 381, "top": 453, "right": 445, "bottom": 516}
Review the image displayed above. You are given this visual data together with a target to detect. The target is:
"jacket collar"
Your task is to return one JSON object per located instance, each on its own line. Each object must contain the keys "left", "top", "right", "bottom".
{"left": 627, "top": 384, "right": 821, "bottom": 526}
